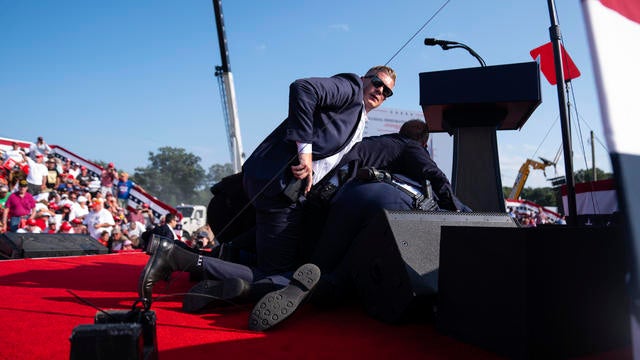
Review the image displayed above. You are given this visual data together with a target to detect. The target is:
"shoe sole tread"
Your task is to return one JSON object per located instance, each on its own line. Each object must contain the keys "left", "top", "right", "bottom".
{"left": 248, "top": 263, "right": 320, "bottom": 331}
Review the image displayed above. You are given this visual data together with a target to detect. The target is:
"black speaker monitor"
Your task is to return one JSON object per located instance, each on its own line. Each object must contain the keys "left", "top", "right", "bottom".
{"left": 350, "top": 210, "right": 518, "bottom": 323}
{"left": 0, "top": 233, "right": 108, "bottom": 259}
{"left": 436, "top": 225, "right": 629, "bottom": 358}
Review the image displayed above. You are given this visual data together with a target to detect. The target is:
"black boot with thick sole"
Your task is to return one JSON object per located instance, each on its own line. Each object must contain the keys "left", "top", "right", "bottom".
{"left": 138, "top": 236, "right": 202, "bottom": 305}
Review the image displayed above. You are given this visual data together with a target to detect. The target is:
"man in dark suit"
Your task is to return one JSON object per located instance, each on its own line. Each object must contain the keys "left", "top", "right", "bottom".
{"left": 139, "top": 213, "right": 177, "bottom": 251}
{"left": 310, "top": 119, "right": 471, "bottom": 263}
{"left": 248, "top": 120, "right": 471, "bottom": 331}
{"left": 240, "top": 66, "right": 396, "bottom": 277}
{"left": 151, "top": 213, "right": 178, "bottom": 240}
{"left": 138, "top": 66, "right": 396, "bottom": 308}
{"left": 332, "top": 119, "right": 467, "bottom": 212}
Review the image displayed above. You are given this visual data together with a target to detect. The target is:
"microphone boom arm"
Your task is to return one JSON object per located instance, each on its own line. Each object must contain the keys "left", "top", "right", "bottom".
{"left": 440, "top": 43, "right": 487, "bottom": 67}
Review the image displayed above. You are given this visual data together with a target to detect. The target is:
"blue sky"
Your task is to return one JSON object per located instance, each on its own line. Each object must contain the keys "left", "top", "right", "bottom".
{"left": 1, "top": 1, "right": 609, "bottom": 189}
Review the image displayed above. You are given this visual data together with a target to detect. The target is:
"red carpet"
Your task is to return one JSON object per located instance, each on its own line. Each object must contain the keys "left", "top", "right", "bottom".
{"left": 0, "top": 253, "right": 630, "bottom": 359}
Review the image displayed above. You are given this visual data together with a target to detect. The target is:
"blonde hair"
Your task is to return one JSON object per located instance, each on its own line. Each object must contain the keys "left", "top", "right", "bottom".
{"left": 364, "top": 65, "right": 396, "bottom": 83}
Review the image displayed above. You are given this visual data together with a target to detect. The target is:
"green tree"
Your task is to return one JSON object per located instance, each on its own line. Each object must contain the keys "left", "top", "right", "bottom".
{"left": 206, "top": 163, "right": 235, "bottom": 188}
{"left": 184, "top": 163, "right": 237, "bottom": 207}
{"left": 574, "top": 167, "right": 613, "bottom": 183}
{"left": 133, "top": 147, "right": 206, "bottom": 206}
{"left": 520, "top": 187, "right": 556, "bottom": 206}
{"left": 504, "top": 186, "right": 559, "bottom": 207}
{"left": 503, "top": 187, "right": 511, "bottom": 200}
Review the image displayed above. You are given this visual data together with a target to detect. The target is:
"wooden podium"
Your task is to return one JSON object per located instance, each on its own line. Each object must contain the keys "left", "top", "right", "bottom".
{"left": 420, "top": 61, "right": 541, "bottom": 212}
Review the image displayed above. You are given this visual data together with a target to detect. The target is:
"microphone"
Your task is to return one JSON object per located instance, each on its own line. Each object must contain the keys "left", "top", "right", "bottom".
{"left": 424, "top": 38, "right": 459, "bottom": 46}
{"left": 423, "top": 37, "right": 486, "bottom": 67}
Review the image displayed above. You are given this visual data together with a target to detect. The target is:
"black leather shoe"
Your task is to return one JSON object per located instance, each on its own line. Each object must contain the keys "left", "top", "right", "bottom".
{"left": 182, "top": 278, "right": 252, "bottom": 313}
{"left": 248, "top": 263, "right": 320, "bottom": 331}
{"left": 138, "top": 236, "right": 200, "bottom": 305}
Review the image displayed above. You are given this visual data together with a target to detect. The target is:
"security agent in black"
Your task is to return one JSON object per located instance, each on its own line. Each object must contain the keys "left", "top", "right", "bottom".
{"left": 247, "top": 120, "right": 472, "bottom": 330}
{"left": 248, "top": 171, "right": 453, "bottom": 330}
{"left": 307, "top": 119, "right": 470, "bottom": 214}
{"left": 138, "top": 67, "right": 398, "bottom": 314}
{"left": 353, "top": 167, "right": 438, "bottom": 211}
{"left": 137, "top": 119, "right": 467, "bottom": 330}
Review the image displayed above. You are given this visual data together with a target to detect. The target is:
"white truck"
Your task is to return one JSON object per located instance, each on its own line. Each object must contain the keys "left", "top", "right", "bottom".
{"left": 175, "top": 204, "right": 207, "bottom": 239}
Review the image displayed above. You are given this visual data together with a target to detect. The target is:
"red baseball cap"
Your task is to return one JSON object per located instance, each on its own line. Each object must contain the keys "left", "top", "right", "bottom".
{"left": 108, "top": 162, "right": 114, "bottom": 168}
{"left": 60, "top": 222, "right": 72, "bottom": 231}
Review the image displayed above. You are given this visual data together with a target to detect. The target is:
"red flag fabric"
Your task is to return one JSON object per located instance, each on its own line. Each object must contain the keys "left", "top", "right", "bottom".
{"left": 601, "top": 0, "right": 640, "bottom": 23}
{"left": 530, "top": 42, "right": 581, "bottom": 85}
{"left": 582, "top": 0, "right": 640, "bottom": 358}
{"left": 583, "top": 0, "right": 640, "bottom": 155}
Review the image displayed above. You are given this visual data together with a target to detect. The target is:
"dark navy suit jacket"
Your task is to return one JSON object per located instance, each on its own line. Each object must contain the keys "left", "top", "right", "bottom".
{"left": 335, "top": 133, "right": 467, "bottom": 211}
{"left": 242, "top": 73, "right": 365, "bottom": 206}
{"left": 151, "top": 224, "right": 175, "bottom": 240}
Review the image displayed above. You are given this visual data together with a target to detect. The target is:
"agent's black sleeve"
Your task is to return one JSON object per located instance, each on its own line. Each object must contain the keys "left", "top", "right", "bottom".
{"left": 396, "top": 141, "right": 462, "bottom": 211}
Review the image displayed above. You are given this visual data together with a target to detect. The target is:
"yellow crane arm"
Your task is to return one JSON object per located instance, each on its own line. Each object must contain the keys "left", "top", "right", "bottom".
{"left": 508, "top": 158, "right": 552, "bottom": 199}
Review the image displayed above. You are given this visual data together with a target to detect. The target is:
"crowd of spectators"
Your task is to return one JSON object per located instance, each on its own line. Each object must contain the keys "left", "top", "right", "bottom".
{"left": 507, "top": 207, "right": 566, "bottom": 226}
{"left": 0, "top": 137, "right": 159, "bottom": 252}
{"left": 1, "top": 136, "right": 217, "bottom": 254}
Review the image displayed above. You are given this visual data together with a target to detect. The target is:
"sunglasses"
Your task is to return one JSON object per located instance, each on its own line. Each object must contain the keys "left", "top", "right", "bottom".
{"left": 365, "top": 75, "right": 393, "bottom": 98}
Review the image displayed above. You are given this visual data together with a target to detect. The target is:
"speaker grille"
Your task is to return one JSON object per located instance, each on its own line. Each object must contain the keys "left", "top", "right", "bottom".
{"left": 385, "top": 210, "right": 519, "bottom": 223}
{"left": 351, "top": 210, "right": 517, "bottom": 323}
{"left": 384, "top": 210, "right": 518, "bottom": 291}
{"left": 0, "top": 233, "right": 108, "bottom": 259}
